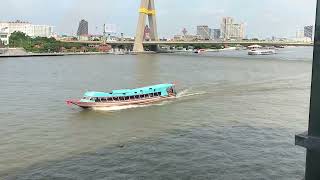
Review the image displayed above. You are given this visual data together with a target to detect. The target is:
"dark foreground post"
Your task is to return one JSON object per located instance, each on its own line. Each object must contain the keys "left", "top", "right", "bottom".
{"left": 295, "top": 0, "right": 320, "bottom": 179}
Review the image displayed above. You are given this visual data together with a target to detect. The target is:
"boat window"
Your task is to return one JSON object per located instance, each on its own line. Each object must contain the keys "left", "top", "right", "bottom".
{"left": 125, "top": 96, "right": 129, "bottom": 100}
{"left": 149, "top": 93, "right": 154, "bottom": 97}
{"left": 107, "top": 97, "right": 113, "bottom": 101}
{"left": 101, "top": 98, "right": 107, "bottom": 101}
{"left": 135, "top": 95, "right": 139, "bottom": 99}
{"left": 119, "top": 97, "right": 125, "bottom": 101}
{"left": 95, "top": 98, "right": 100, "bottom": 102}
{"left": 153, "top": 93, "right": 158, "bottom": 96}
{"left": 139, "top": 95, "right": 144, "bottom": 98}
{"left": 158, "top": 92, "right": 161, "bottom": 96}
{"left": 129, "top": 96, "right": 134, "bottom": 100}
{"left": 113, "top": 97, "right": 119, "bottom": 101}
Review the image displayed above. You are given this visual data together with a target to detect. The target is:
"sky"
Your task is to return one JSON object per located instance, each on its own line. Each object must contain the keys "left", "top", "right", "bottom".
{"left": 0, "top": 0, "right": 317, "bottom": 38}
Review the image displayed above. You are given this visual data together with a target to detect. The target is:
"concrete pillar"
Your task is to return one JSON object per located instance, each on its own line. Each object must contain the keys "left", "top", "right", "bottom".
{"left": 133, "top": 0, "right": 158, "bottom": 52}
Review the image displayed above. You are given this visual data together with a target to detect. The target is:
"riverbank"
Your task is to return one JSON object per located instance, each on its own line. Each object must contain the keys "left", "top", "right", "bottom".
{"left": 0, "top": 51, "right": 112, "bottom": 58}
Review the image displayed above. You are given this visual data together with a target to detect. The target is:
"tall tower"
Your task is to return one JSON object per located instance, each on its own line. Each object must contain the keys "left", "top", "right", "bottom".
{"left": 221, "top": 17, "right": 234, "bottom": 40}
{"left": 77, "top": 19, "right": 88, "bottom": 36}
{"left": 133, "top": 0, "right": 158, "bottom": 52}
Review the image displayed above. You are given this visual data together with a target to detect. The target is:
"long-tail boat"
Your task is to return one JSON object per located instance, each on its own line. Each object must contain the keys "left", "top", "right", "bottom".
{"left": 66, "top": 83, "right": 176, "bottom": 109}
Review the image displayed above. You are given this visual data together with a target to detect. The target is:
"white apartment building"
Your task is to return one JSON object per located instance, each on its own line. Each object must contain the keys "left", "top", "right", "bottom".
{"left": 0, "top": 26, "right": 9, "bottom": 45}
{"left": 221, "top": 17, "right": 245, "bottom": 40}
{"left": 32, "top": 25, "right": 53, "bottom": 37}
{"left": 221, "top": 17, "right": 234, "bottom": 40}
{"left": 0, "top": 20, "right": 54, "bottom": 45}
{"left": 229, "top": 23, "right": 245, "bottom": 40}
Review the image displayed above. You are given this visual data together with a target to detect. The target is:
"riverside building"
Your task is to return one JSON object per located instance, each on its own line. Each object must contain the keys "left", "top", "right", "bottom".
{"left": 221, "top": 17, "right": 245, "bottom": 40}
{"left": 0, "top": 20, "right": 54, "bottom": 45}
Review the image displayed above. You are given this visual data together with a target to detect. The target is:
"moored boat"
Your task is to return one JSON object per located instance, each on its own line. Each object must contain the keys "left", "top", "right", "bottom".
{"left": 194, "top": 49, "right": 206, "bottom": 54}
{"left": 66, "top": 83, "right": 177, "bottom": 109}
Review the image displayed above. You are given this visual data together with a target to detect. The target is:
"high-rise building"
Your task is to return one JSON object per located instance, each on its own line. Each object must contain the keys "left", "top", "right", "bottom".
{"left": 77, "top": 19, "right": 88, "bottom": 36}
{"left": 32, "top": 25, "right": 53, "bottom": 37}
{"left": 213, "top": 29, "right": 221, "bottom": 39}
{"left": 221, "top": 17, "right": 233, "bottom": 40}
{"left": 296, "top": 29, "right": 305, "bottom": 38}
{"left": 230, "top": 23, "right": 245, "bottom": 40}
{"left": 304, "top": 25, "right": 314, "bottom": 39}
{"left": 221, "top": 17, "right": 245, "bottom": 40}
{"left": 0, "top": 20, "right": 53, "bottom": 45}
{"left": 197, "top": 25, "right": 210, "bottom": 40}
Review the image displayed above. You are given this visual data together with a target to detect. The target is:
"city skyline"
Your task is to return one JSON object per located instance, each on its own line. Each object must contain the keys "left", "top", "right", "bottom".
{"left": 0, "top": 0, "right": 316, "bottom": 38}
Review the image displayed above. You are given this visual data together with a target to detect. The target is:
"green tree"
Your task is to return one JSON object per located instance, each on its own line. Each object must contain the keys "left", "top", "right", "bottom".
{"left": 9, "top": 31, "right": 99, "bottom": 53}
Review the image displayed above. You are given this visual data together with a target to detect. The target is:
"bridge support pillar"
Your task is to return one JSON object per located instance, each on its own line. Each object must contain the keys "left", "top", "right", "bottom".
{"left": 295, "top": 0, "right": 320, "bottom": 179}
{"left": 133, "top": 0, "right": 159, "bottom": 52}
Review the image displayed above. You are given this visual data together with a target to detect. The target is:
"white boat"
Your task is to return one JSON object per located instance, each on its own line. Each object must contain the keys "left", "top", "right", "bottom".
{"left": 194, "top": 49, "right": 206, "bottom": 54}
{"left": 248, "top": 49, "right": 276, "bottom": 55}
{"left": 247, "top": 45, "right": 276, "bottom": 55}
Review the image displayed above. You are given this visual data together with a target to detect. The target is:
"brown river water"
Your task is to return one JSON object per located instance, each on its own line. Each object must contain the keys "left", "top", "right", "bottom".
{"left": 0, "top": 47, "right": 313, "bottom": 179}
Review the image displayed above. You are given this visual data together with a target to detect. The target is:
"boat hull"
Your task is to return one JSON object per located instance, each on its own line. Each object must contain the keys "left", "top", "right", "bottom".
{"left": 67, "top": 95, "right": 176, "bottom": 109}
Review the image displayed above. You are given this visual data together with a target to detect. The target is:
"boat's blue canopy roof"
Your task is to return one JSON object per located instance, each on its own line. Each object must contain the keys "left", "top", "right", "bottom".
{"left": 84, "top": 83, "right": 174, "bottom": 97}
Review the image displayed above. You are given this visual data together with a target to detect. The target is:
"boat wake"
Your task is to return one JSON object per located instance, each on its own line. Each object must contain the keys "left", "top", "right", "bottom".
{"left": 91, "top": 88, "right": 206, "bottom": 112}
{"left": 176, "top": 88, "right": 207, "bottom": 98}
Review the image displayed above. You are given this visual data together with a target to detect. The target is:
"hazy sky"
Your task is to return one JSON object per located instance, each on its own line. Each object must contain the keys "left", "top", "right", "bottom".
{"left": 0, "top": 0, "right": 317, "bottom": 38}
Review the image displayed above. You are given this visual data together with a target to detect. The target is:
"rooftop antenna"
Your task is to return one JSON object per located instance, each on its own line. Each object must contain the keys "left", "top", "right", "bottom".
{"left": 182, "top": 28, "right": 187, "bottom": 37}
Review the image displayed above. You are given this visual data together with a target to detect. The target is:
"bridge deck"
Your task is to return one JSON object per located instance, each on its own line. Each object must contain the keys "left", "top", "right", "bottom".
{"left": 60, "top": 40, "right": 313, "bottom": 46}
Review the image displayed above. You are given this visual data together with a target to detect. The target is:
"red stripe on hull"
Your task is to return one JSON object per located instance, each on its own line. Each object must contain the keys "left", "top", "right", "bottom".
{"left": 69, "top": 96, "right": 176, "bottom": 109}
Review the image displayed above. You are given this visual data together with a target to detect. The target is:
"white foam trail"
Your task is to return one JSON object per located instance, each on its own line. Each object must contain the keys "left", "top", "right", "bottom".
{"left": 176, "top": 89, "right": 207, "bottom": 98}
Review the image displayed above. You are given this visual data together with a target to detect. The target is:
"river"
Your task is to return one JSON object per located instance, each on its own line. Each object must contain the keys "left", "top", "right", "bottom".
{"left": 0, "top": 47, "right": 313, "bottom": 179}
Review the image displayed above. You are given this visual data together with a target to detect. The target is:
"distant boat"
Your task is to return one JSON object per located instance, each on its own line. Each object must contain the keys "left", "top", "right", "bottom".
{"left": 221, "top": 47, "right": 237, "bottom": 51}
{"left": 113, "top": 51, "right": 125, "bottom": 55}
{"left": 247, "top": 45, "right": 276, "bottom": 55}
{"left": 194, "top": 49, "right": 206, "bottom": 54}
{"left": 66, "top": 83, "right": 177, "bottom": 109}
{"left": 248, "top": 49, "right": 276, "bottom": 55}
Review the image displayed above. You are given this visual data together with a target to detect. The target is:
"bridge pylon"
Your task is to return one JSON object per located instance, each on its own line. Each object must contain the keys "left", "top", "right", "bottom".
{"left": 133, "top": 0, "right": 159, "bottom": 52}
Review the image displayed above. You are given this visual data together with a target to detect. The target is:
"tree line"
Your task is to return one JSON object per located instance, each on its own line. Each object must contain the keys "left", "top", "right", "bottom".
{"left": 9, "top": 31, "right": 97, "bottom": 53}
